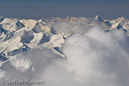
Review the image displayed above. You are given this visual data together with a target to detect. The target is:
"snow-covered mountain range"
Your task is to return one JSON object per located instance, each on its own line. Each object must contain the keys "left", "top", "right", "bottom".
{"left": 1, "top": 16, "right": 129, "bottom": 86}
{"left": 0, "top": 15, "right": 129, "bottom": 61}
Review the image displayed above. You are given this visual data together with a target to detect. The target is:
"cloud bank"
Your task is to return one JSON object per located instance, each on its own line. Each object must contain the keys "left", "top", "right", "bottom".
{"left": 63, "top": 27, "right": 129, "bottom": 86}
{"left": 0, "top": 26, "right": 129, "bottom": 86}
{"left": 51, "top": 17, "right": 108, "bottom": 34}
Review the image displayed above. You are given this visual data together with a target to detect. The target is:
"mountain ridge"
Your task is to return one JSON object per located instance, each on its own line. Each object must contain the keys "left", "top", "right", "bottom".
{"left": 0, "top": 15, "right": 129, "bottom": 61}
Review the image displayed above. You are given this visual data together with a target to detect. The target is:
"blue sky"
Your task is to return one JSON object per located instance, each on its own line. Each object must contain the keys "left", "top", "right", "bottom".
{"left": 0, "top": 0, "right": 129, "bottom": 19}
{"left": 0, "top": 0, "right": 129, "bottom": 3}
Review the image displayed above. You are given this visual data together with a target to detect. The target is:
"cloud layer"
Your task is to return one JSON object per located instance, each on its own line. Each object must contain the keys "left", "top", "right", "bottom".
{"left": 0, "top": 27, "right": 129, "bottom": 86}
{"left": 63, "top": 27, "right": 129, "bottom": 86}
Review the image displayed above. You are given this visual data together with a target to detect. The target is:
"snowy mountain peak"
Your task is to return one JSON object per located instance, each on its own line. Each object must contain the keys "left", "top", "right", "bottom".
{"left": 116, "top": 16, "right": 127, "bottom": 21}
{"left": 95, "top": 15, "right": 104, "bottom": 22}
{"left": 0, "top": 16, "right": 4, "bottom": 22}
{"left": 20, "top": 19, "right": 37, "bottom": 29}
{"left": 0, "top": 16, "right": 129, "bottom": 59}
{"left": 0, "top": 18, "right": 25, "bottom": 32}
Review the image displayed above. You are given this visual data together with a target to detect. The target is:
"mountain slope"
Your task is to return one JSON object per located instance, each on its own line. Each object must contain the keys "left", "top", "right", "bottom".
{"left": 0, "top": 16, "right": 129, "bottom": 60}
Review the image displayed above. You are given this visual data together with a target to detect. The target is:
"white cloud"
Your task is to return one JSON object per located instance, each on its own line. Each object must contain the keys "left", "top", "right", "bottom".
{"left": 63, "top": 27, "right": 129, "bottom": 86}
{"left": 0, "top": 26, "right": 129, "bottom": 86}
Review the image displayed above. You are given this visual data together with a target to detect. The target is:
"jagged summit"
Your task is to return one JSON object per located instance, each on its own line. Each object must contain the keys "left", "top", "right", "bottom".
{"left": 0, "top": 16, "right": 129, "bottom": 59}
{"left": 0, "top": 18, "right": 25, "bottom": 32}
{"left": 116, "top": 16, "right": 127, "bottom": 21}
{"left": 20, "top": 19, "right": 37, "bottom": 29}
{"left": 95, "top": 15, "right": 104, "bottom": 22}
{"left": 0, "top": 16, "right": 4, "bottom": 22}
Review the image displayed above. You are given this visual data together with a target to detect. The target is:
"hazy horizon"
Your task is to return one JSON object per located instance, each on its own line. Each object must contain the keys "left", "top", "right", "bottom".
{"left": 0, "top": 0, "right": 129, "bottom": 20}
